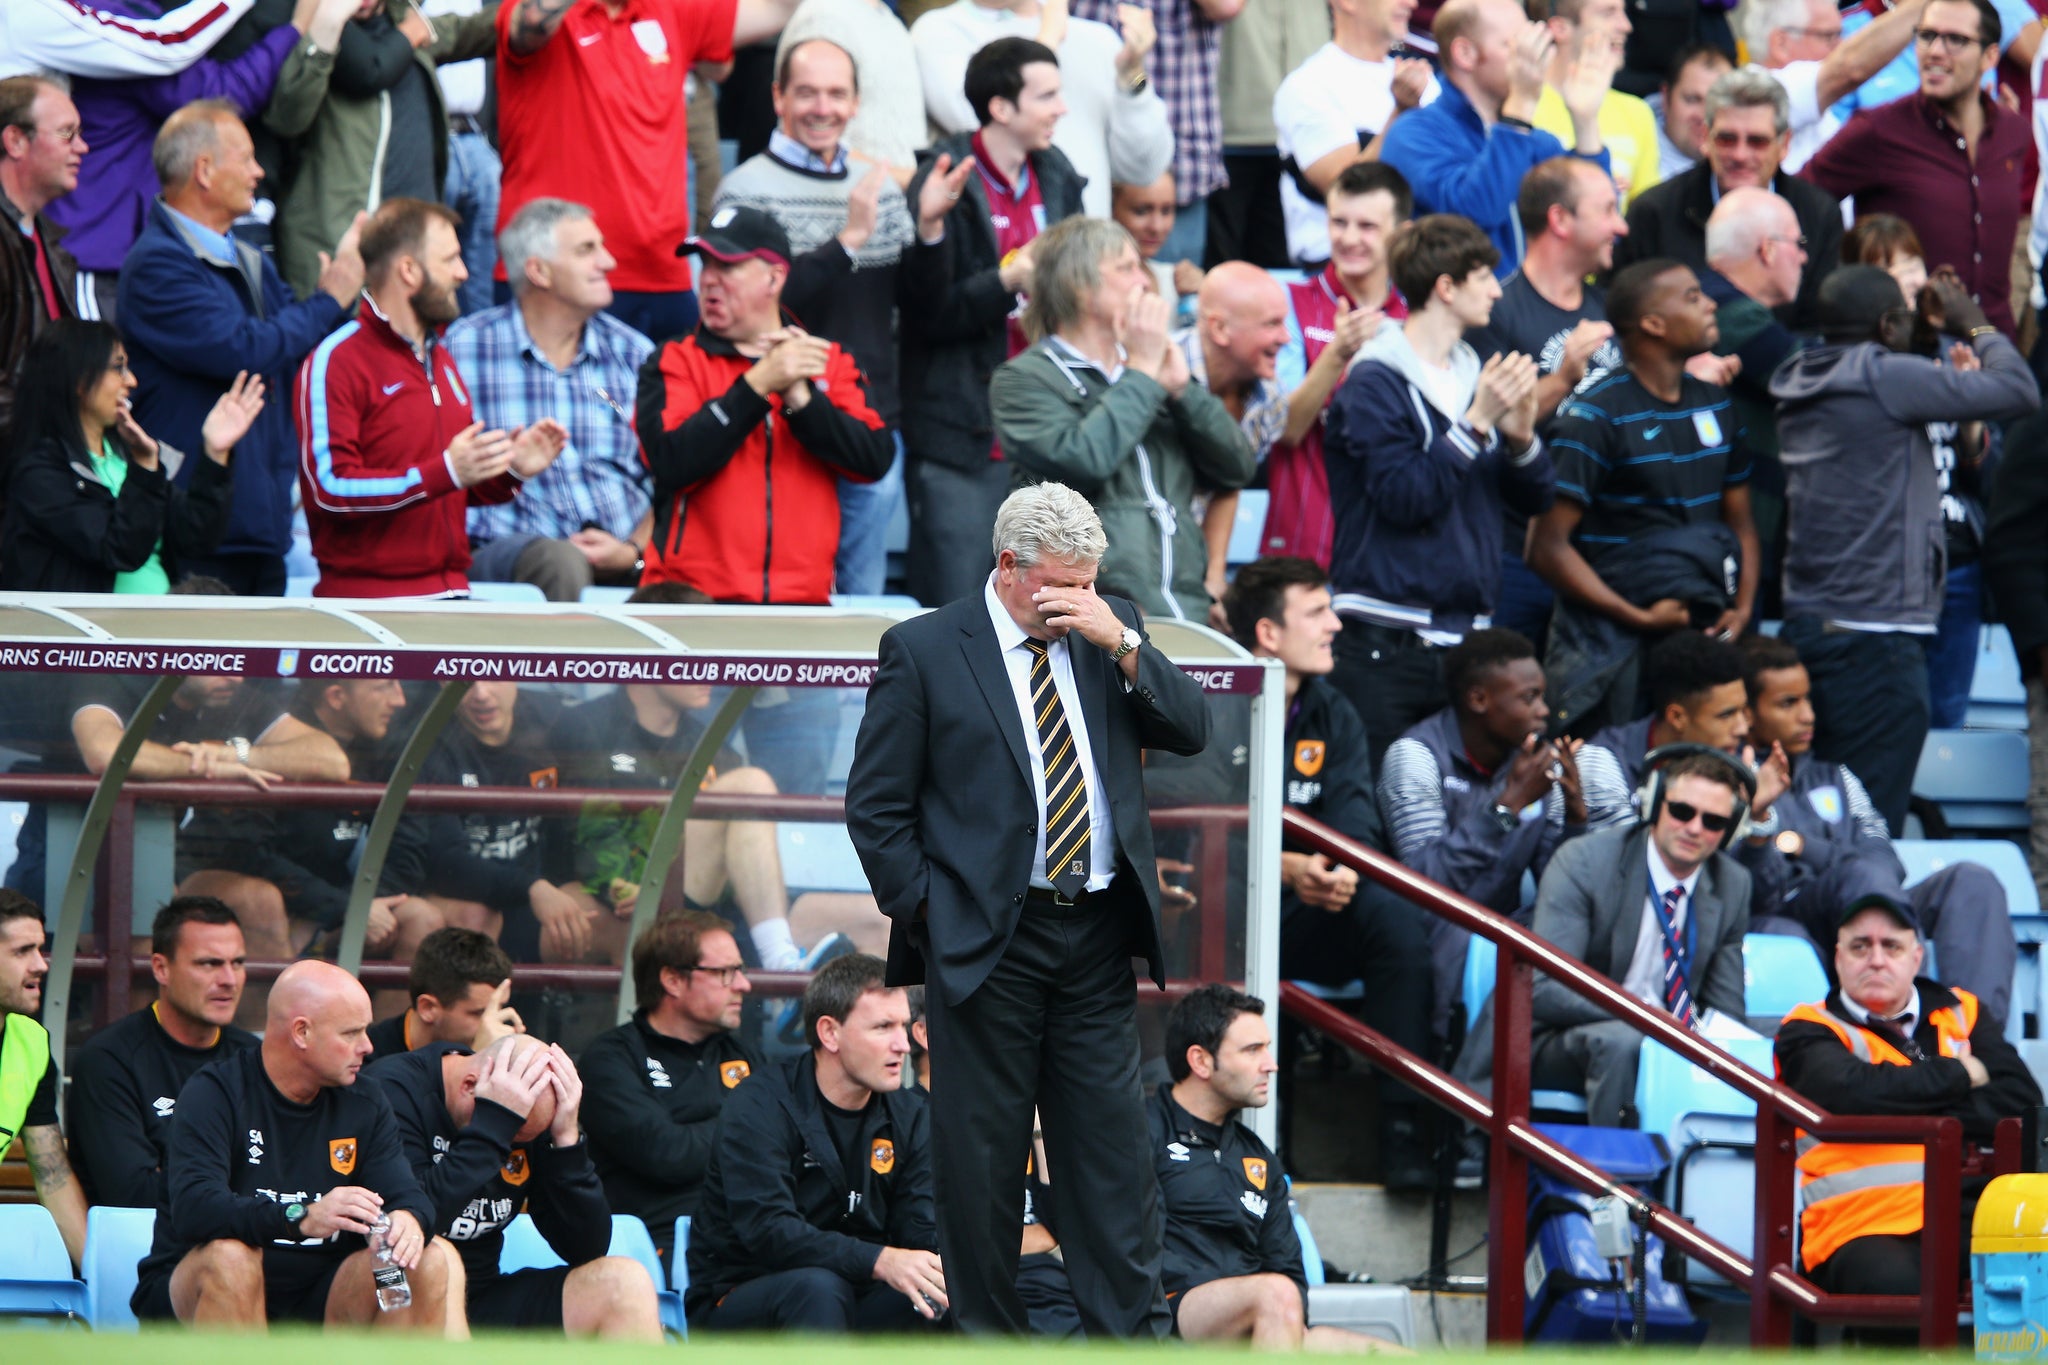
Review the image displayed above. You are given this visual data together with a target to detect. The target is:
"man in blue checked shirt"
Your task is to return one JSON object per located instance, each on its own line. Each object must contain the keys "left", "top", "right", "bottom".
{"left": 444, "top": 198, "right": 656, "bottom": 602}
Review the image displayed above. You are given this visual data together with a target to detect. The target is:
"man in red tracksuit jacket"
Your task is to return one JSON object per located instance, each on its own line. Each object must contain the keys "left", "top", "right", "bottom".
{"left": 634, "top": 205, "right": 893, "bottom": 604}
{"left": 296, "top": 198, "right": 565, "bottom": 598}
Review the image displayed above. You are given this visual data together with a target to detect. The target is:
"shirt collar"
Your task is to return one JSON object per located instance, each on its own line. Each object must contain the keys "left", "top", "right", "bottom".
{"left": 510, "top": 297, "right": 598, "bottom": 372}
{"left": 1047, "top": 332, "right": 1126, "bottom": 382}
{"left": 767, "top": 127, "right": 847, "bottom": 175}
{"left": 984, "top": 573, "right": 1045, "bottom": 656}
{"left": 971, "top": 130, "right": 1031, "bottom": 198}
{"left": 162, "top": 201, "right": 237, "bottom": 266}
{"left": 1646, "top": 839, "right": 1703, "bottom": 906}
{"left": 1840, "top": 986, "right": 1922, "bottom": 1034}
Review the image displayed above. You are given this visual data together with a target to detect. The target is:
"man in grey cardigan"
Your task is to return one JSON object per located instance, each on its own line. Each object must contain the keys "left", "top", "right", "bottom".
{"left": 990, "top": 216, "right": 1255, "bottom": 622}
{"left": 1530, "top": 749, "right": 1753, "bottom": 1125}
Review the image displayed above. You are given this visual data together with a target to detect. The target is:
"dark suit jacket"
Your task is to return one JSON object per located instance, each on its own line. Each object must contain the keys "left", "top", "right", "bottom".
{"left": 1614, "top": 160, "right": 1842, "bottom": 331}
{"left": 846, "top": 592, "right": 1210, "bottom": 1005}
{"left": 1529, "top": 824, "right": 1750, "bottom": 1034}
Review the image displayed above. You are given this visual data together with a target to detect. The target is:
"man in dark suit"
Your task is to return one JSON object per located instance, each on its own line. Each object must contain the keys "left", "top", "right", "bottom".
{"left": 1530, "top": 748, "right": 1754, "bottom": 1125}
{"left": 847, "top": 480, "right": 1210, "bottom": 1337}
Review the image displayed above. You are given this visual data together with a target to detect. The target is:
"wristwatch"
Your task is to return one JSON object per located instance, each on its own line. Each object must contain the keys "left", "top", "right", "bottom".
{"left": 1110, "top": 627, "right": 1142, "bottom": 661}
{"left": 227, "top": 736, "right": 252, "bottom": 765}
{"left": 284, "top": 1200, "right": 308, "bottom": 1236}
{"left": 1121, "top": 71, "right": 1150, "bottom": 95}
{"left": 1490, "top": 803, "right": 1519, "bottom": 834}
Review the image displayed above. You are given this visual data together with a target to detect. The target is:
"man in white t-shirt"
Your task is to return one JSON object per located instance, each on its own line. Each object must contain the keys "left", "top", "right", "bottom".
{"left": 1271, "top": 0, "right": 1436, "bottom": 265}
{"left": 1736, "top": 0, "right": 1927, "bottom": 170}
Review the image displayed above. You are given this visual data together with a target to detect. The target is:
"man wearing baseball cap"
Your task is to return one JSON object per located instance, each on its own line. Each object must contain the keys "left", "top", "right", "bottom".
{"left": 633, "top": 205, "right": 895, "bottom": 604}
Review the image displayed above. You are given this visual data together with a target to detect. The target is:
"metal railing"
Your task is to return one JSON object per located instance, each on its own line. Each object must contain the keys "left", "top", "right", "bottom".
{"left": 1278, "top": 806, "right": 1967, "bottom": 1347}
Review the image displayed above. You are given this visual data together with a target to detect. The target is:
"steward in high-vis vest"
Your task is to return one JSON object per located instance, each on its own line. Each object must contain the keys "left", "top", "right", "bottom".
{"left": 0, "top": 892, "right": 86, "bottom": 1271}
{"left": 1774, "top": 893, "right": 2039, "bottom": 1306}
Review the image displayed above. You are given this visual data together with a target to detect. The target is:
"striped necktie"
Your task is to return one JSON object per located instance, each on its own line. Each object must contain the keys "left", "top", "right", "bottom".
{"left": 1656, "top": 885, "right": 1696, "bottom": 1029}
{"left": 1025, "top": 638, "right": 1091, "bottom": 899}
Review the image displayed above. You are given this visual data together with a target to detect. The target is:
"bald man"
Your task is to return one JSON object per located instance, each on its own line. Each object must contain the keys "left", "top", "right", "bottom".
{"left": 366, "top": 1034, "right": 662, "bottom": 1338}
{"left": 1702, "top": 186, "right": 1808, "bottom": 466}
{"left": 133, "top": 961, "right": 461, "bottom": 1334}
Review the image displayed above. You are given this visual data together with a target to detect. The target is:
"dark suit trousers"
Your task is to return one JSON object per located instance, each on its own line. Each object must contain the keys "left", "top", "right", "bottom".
{"left": 923, "top": 886, "right": 1170, "bottom": 1338}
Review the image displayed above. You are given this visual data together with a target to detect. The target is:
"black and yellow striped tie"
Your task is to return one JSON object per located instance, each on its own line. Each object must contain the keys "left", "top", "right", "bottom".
{"left": 1025, "top": 638, "right": 1091, "bottom": 899}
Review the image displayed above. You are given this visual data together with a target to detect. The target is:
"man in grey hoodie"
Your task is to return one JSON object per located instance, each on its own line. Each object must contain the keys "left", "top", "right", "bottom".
{"left": 1771, "top": 265, "right": 2040, "bottom": 835}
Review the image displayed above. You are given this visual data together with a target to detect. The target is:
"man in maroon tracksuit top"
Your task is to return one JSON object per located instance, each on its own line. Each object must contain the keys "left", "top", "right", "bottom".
{"left": 296, "top": 197, "right": 566, "bottom": 598}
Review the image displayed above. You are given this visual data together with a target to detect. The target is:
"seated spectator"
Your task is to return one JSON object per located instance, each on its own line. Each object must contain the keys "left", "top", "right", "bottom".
{"left": 1616, "top": 69, "right": 1840, "bottom": 329}
{"left": 912, "top": 0, "right": 1170, "bottom": 220}
{"left": 1380, "top": 0, "right": 1611, "bottom": 275}
{"left": 1114, "top": 173, "right": 1202, "bottom": 308}
{"left": 1324, "top": 213, "right": 1549, "bottom": 762}
{"left": 1269, "top": 0, "right": 1435, "bottom": 267}
{"left": 366, "top": 1034, "right": 663, "bottom": 1339}
{"left": 66, "top": 896, "right": 258, "bottom": 1209}
{"left": 1152, "top": 985, "right": 1391, "bottom": 1351}
{"left": 1653, "top": 43, "right": 1732, "bottom": 179}
{"left": 1529, "top": 750, "right": 1752, "bottom": 1125}
{"left": 1742, "top": 0, "right": 1927, "bottom": 173}
{"left": 443, "top": 198, "right": 656, "bottom": 602}
{"left": 1260, "top": 161, "right": 1409, "bottom": 568}
{"left": 132, "top": 960, "right": 458, "bottom": 1331}
{"left": 296, "top": 197, "right": 567, "bottom": 599}
{"left": 1220, "top": 557, "right": 1433, "bottom": 1188}
{"left": 0, "top": 893, "right": 86, "bottom": 1271}
{"left": 1775, "top": 897, "right": 2041, "bottom": 1326}
{"left": 1741, "top": 636, "right": 2019, "bottom": 1024}
{"left": 1576, "top": 630, "right": 1756, "bottom": 828}
{"left": 363, "top": 927, "right": 521, "bottom": 1065}
{"left": 0, "top": 74, "right": 83, "bottom": 434}
{"left": 1528, "top": 258, "right": 1758, "bottom": 733}
{"left": 0, "top": 320, "right": 262, "bottom": 592}
{"left": 579, "top": 911, "right": 765, "bottom": 1259}
{"left": 685, "top": 952, "right": 941, "bottom": 1332}
{"left": 991, "top": 215, "right": 1255, "bottom": 621}
{"left": 773, "top": 0, "right": 928, "bottom": 184}
{"left": 634, "top": 204, "right": 892, "bottom": 604}
{"left": 119, "top": 101, "right": 362, "bottom": 596}
{"left": 898, "top": 36, "right": 1083, "bottom": 607}
{"left": 1528, "top": 0, "right": 1655, "bottom": 205}
{"left": 1772, "top": 265, "right": 2039, "bottom": 833}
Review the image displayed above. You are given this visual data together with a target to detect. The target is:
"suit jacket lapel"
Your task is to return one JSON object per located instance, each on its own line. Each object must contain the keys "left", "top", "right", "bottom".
{"left": 1609, "top": 829, "right": 1653, "bottom": 973}
{"left": 961, "top": 607, "right": 1033, "bottom": 789}
{"left": 1073, "top": 633, "right": 1110, "bottom": 799}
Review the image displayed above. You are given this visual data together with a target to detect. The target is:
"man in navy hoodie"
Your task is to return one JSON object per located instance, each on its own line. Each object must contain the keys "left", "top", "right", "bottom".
{"left": 119, "top": 100, "right": 361, "bottom": 595}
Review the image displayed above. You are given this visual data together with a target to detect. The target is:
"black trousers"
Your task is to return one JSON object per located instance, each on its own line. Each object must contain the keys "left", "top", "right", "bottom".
{"left": 1328, "top": 622, "right": 1449, "bottom": 771}
{"left": 699, "top": 1266, "right": 931, "bottom": 1333}
{"left": 1780, "top": 617, "right": 1930, "bottom": 836}
{"left": 1279, "top": 889, "right": 1431, "bottom": 1114}
{"left": 923, "top": 886, "right": 1170, "bottom": 1338}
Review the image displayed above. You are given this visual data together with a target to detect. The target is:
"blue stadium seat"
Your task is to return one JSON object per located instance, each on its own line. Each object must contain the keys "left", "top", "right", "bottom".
{"left": 1895, "top": 838, "right": 2042, "bottom": 917}
{"left": 1290, "top": 979, "right": 1366, "bottom": 1005}
{"left": 468, "top": 581, "right": 548, "bottom": 604}
{"left": 671, "top": 1216, "right": 691, "bottom": 1300}
{"left": 497, "top": 1213, "right": 561, "bottom": 1272}
{"left": 1460, "top": 937, "right": 1589, "bottom": 1116}
{"left": 1913, "top": 730, "right": 2029, "bottom": 831}
{"left": 0, "top": 1204, "right": 87, "bottom": 1323}
{"left": 1226, "top": 490, "right": 1270, "bottom": 566}
{"left": 82, "top": 1206, "right": 153, "bottom": 1332}
{"left": 1632, "top": 1035, "right": 1772, "bottom": 1140}
{"left": 605, "top": 1215, "right": 684, "bottom": 1339}
{"left": 827, "top": 594, "right": 922, "bottom": 612}
{"left": 1968, "top": 626, "right": 2028, "bottom": 730}
{"left": 1292, "top": 1187, "right": 1325, "bottom": 1288}
{"left": 777, "top": 823, "right": 871, "bottom": 894}
{"left": 1742, "top": 932, "right": 1829, "bottom": 1030}
{"left": 579, "top": 585, "right": 633, "bottom": 605}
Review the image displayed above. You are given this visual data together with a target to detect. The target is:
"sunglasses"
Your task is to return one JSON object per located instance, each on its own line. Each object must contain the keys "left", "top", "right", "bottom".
{"left": 1664, "top": 800, "right": 1734, "bottom": 833}
{"left": 1711, "top": 130, "right": 1778, "bottom": 150}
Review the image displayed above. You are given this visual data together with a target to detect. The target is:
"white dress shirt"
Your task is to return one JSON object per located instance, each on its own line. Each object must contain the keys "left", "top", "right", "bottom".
{"left": 1841, "top": 986, "right": 1925, "bottom": 1043}
{"left": 1622, "top": 841, "right": 1703, "bottom": 1011}
{"left": 984, "top": 575, "right": 1117, "bottom": 893}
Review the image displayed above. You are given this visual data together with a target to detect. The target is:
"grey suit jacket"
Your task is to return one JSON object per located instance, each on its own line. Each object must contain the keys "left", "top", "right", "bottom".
{"left": 1529, "top": 824, "right": 1750, "bottom": 1033}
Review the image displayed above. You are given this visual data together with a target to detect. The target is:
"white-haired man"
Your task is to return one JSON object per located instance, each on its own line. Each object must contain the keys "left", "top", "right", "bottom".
{"left": 848, "top": 480, "right": 1210, "bottom": 1336}
{"left": 443, "top": 198, "right": 655, "bottom": 602}
{"left": 1735, "top": 0, "right": 1927, "bottom": 171}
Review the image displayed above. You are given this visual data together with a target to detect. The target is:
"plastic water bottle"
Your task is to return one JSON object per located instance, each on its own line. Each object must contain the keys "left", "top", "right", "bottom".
{"left": 368, "top": 1216, "right": 412, "bottom": 1312}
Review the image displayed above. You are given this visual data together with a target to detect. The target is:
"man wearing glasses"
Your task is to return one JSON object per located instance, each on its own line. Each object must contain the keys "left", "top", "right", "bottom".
{"left": 1802, "top": 0, "right": 2032, "bottom": 339}
{"left": 1735, "top": 0, "right": 1928, "bottom": 173}
{"left": 578, "top": 909, "right": 764, "bottom": 1261}
{"left": 0, "top": 73, "right": 83, "bottom": 436}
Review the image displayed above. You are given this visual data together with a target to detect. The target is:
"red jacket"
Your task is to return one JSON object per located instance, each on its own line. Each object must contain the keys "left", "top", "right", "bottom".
{"left": 294, "top": 298, "right": 520, "bottom": 597}
{"left": 636, "top": 323, "right": 890, "bottom": 603}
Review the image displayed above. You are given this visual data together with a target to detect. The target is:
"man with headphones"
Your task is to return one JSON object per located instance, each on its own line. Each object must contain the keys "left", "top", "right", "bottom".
{"left": 1527, "top": 747, "right": 1756, "bottom": 1124}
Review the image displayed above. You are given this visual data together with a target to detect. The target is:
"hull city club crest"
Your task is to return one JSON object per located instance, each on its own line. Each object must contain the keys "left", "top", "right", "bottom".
{"left": 330, "top": 1138, "right": 357, "bottom": 1175}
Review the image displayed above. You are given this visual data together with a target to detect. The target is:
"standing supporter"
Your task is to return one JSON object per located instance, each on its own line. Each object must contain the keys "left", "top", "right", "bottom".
{"left": 444, "top": 198, "right": 655, "bottom": 602}
{"left": 131, "top": 961, "right": 460, "bottom": 1331}
{"left": 1528, "top": 0, "right": 1656, "bottom": 206}
{"left": 296, "top": 197, "right": 567, "bottom": 599}
{"left": 897, "top": 36, "right": 1082, "bottom": 606}
{"left": 912, "top": 0, "right": 1169, "bottom": 221}
{"left": 65, "top": 897, "right": 258, "bottom": 1209}
{"left": 0, "top": 894, "right": 86, "bottom": 1272}
{"left": 1771, "top": 264, "right": 2039, "bottom": 833}
{"left": 1527, "top": 258, "right": 1758, "bottom": 734}
{"left": 1259, "top": 161, "right": 1406, "bottom": 567}
{"left": 271, "top": 0, "right": 499, "bottom": 301}
{"left": 1802, "top": 0, "right": 2030, "bottom": 338}
{"left": 685, "top": 953, "right": 941, "bottom": 1332}
{"left": 1269, "top": 0, "right": 1436, "bottom": 267}
{"left": 634, "top": 204, "right": 892, "bottom": 603}
{"left": 1740, "top": 0, "right": 1928, "bottom": 173}
{"left": 1209, "top": 0, "right": 1330, "bottom": 269}
{"left": 422, "top": 0, "right": 500, "bottom": 313}
{"left": 1379, "top": 0, "right": 1612, "bottom": 275}
{"left": 992, "top": 216, "right": 1254, "bottom": 621}
{"left": 1655, "top": 43, "right": 1732, "bottom": 178}
{"left": 580, "top": 911, "right": 765, "bottom": 1260}
{"left": 0, "top": 0, "right": 255, "bottom": 80}
{"left": 1983, "top": 420, "right": 2048, "bottom": 903}
{"left": 774, "top": 0, "right": 927, "bottom": 181}
{"left": 121, "top": 102, "right": 362, "bottom": 597}
{"left": 1616, "top": 70, "right": 1841, "bottom": 330}
{"left": 367, "top": 1034, "right": 664, "bottom": 1339}
{"left": 1574, "top": 630, "right": 1762, "bottom": 828}
{"left": 362, "top": 927, "right": 520, "bottom": 1065}
{"left": 0, "top": 73, "right": 82, "bottom": 436}
{"left": 1324, "top": 213, "right": 1549, "bottom": 762}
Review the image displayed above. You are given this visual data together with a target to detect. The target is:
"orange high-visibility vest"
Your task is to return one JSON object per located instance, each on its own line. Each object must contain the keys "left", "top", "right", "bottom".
{"left": 1775, "top": 989, "right": 1979, "bottom": 1271}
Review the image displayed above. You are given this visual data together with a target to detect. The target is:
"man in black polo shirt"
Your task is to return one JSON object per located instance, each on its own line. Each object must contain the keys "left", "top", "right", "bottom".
{"left": 366, "top": 1033, "right": 662, "bottom": 1338}
{"left": 133, "top": 960, "right": 458, "bottom": 1332}
{"left": 363, "top": 928, "right": 521, "bottom": 1066}
{"left": 578, "top": 910, "right": 764, "bottom": 1260}
{"left": 67, "top": 897, "right": 259, "bottom": 1209}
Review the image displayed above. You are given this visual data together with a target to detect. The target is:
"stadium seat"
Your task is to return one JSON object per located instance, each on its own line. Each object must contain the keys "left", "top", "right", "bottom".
{"left": 827, "top": 594, "right": 922, "bottom": 612}
{"left": 498, "top": 1213, "right": 560, "bottom": 1272}
{"left": 1742, "top": 932, "right": 1829, "bottom": 1031}
{"left": 1913, "top": 730, "right": 2029, "bottom": 831}
{"left": 1460, "top": 937, "right": 1589, "bottom": 1116}
{"left": 777, "top": 823, "right": 871, "bottom": 894}
{"left": 1290, "top": 978, "right": 1365, "bottom": 1005}
{"left": 605, "top": 1215, "right": 684, "bottom": 1338}
{"left": 1291, "top": 1185, "right": 1324, "bottom": 1287}
{"left": 1967, "top": 626, "right": 2028, "bottom": 730}
{"left": 0, "top": 1204, "right": 87, "bottom": 1323}
{"left": 82, "top": 1206, "right": 153, "bottom": 1332}
{"left": 671, "top": 1216, "right": 690, "bottom": 1300}
{"left": 579, "top": 585, "right": 633, "bottom": 605}
{"left": 1897, "top": 838, "right": 2047, "bottom": 1041}
{"left": 1307, "top": 1284, "right": 1419, "bottom": 1348}
{"left": 1226, "top": 490, "right": 1270, "bottom": 566}
{"left": 1632, "top": 1035, "right": 1772, "bottom": 1140}
{"left": 1632, "top": 1038, "right": 1772, "bottom": 1295}
{"left": 468, "top": 581, "right": 548, "bottom": 604}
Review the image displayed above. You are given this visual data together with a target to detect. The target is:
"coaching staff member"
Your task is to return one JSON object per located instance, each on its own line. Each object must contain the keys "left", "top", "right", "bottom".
{"left": 847, "top": 479, "right": 1211, "bottom": 1336}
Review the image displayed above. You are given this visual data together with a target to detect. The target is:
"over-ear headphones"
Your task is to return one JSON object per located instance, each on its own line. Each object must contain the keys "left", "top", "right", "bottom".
{"left": 1634, "top": 743, "right": 1756, "bottom": 850}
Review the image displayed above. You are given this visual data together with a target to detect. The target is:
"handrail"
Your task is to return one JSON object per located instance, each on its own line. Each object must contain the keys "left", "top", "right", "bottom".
{"left": 1279, "top": 807, "right": 1965, "bottom": 1347}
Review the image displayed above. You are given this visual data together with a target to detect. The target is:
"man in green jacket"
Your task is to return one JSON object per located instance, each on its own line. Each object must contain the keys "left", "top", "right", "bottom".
{"left": 0, "top": 892, "right": 85, "bottom": 1272}
{"left": 991, "top": 216, "right": 1256, "bottom": 622}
